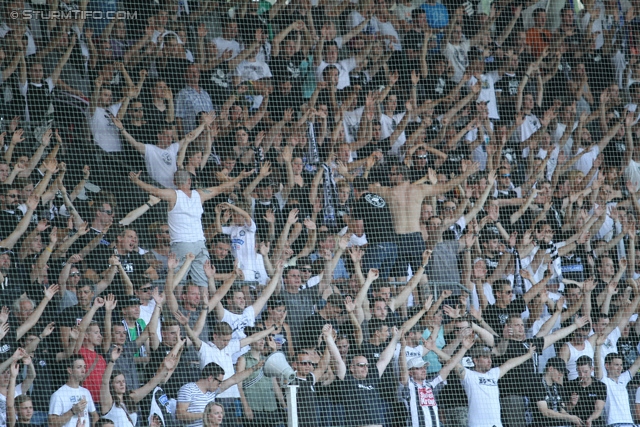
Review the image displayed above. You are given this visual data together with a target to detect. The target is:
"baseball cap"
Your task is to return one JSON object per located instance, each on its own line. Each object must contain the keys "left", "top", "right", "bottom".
{"left": 407, "top": 357, "right": 428, "bottom": 369}
{"left": 0, "top": 247, "right": 14, "bottom": 256}
{"left": 546, "top": 357, "right": 568, "bottom": 373}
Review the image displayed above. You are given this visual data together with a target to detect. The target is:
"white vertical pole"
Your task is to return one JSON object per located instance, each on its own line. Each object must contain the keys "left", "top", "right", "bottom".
{"left": 286, "top": 384, "right": 299, "bottom": 427}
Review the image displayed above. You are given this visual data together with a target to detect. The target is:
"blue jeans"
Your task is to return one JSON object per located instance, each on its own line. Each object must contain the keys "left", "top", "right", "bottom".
{"left": 363, "top": 242, "right": 398, "bottom": 280}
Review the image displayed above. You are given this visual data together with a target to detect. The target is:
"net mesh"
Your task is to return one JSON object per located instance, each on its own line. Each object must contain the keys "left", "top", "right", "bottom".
{"left": 0, "top": 0, "right": 638, "bottom": 426}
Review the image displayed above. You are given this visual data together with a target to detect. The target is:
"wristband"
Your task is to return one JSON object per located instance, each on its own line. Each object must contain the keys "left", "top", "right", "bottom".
{"left": 525, "top": 73, "right": 531, "bottom": 78}
{"left": 45, "top": 247, "right": 53, "bottom": 253}
{"left": 145, "top": 202, "right": 152, "bottom": 208}
{"left": 38, "top": 335, "right": 44, "bottom": 340}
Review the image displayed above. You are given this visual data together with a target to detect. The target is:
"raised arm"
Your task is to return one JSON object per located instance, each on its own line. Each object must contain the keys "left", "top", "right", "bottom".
{"left": 128, "top": 171, "right": 176, "bottom": 202}
{"left": 388, "top": 250, "right": 431, "bottom": 312}
{"left": 498, "top": 344, "right": 536, "bottom": 378}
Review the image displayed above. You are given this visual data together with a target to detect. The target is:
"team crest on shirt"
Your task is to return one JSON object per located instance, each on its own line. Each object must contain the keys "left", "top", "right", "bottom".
{"left": 162, "top": 152, "right": 172, "bottom": 165}
{"left": 365, "top": 193, "right": 386, "bottom": 208}
{"left": 240, "top": 230, "right": 246, "bottom": 236}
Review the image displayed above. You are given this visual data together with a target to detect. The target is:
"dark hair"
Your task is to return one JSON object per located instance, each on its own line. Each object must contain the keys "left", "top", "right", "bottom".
{"left": 368, "top": 318, "right": 388, "bottom": 333}
{"left": 605, "top": 352, "right": 623, "bottom": 365}
{"left": 201, "top": 362, "right": 226, "bottom": 380}
{"left": 576, "top": 355, "right": 593, "bottom": 367}
{"left": 67, "top": 354, "right": 85, "bottom": 370}
{"left": 96, "top": 419, "right": 116, "bottom": 427}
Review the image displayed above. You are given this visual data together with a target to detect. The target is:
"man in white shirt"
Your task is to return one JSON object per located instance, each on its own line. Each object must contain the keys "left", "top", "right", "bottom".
{"left": 455, "top": 344, "right": 536, "bottom": 427}
{"left": 182, "top": 321, "right": 277, "bottom": 427}
{"left": 595, "top": 335, "right": 640, "bottom": 426}
{"left": 48, "top": 355, "right": 99, "bottom": 427}
{"left": 210, "top": 263, "right": 284, "bottom": 362}
{"left": 212, "top": 18, "right": 244, "bottom": 60}
{"left": 314, "top": 31, "right": 371, "bottom": 90}
{"left": 113, "top": 113, "right": 214, "bottom": 189}
{"left": 89, "top": 77, "right": 122, "bottom": 154}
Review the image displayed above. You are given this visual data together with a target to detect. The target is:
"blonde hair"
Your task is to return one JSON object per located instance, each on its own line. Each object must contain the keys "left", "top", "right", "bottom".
{"left": 203, "top": 402, "right": 224, "bottom": 427}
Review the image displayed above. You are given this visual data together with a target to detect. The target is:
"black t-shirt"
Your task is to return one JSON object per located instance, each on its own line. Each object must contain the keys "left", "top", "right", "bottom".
{"left": 494, "top": 72, "right": 522, "bottom": 121}
{"left": 292, "top": 373, "right": 319, "bottom": 427}
{"left": 483, "top": 297, "right": 527, "bottom": 333}
{"left": 617, "top": 331, "right": 640, "bottom": 371}
{"left": 351, "top": 192, "right": 395, "bottom": 245}
{"left": 147, "top": 344, "right": 200, "bottom": 399}
{"left": 298, "top": 313, "right": 341, "bottom": 350}
{"left": 60, "top": 305, "right": 104, "bottom": 329}
{"left": 68, "top": 228, "right": 115, "bottom": 272}
{"left": 602, "top": 136, "right": 627, "bottom": 168}
{"left": 339, "top": 368, "right": 386, "bottom": 427}
{"left": 0, "top": 209, "right": 21, "bottom": 240}
{"left": 529, "top": 376, "right": 569, "bottom": 427}
{"left": 211, "top": 254, "right": 235, "bottom": 274}
{"left": 496, "top": 337, "right": 545, "bottom": 395}
{"left": 567, "top": 378, "right": 607, "bottom": 426}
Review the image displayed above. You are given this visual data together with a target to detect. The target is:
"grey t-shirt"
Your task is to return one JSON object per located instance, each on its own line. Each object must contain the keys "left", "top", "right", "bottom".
{"left": 282, "top": 288, "right": 317, "bottom": 343}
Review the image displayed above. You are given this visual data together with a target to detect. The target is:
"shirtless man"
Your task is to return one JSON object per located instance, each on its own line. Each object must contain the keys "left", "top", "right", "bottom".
{"left": 373, "top": 162, "right": 478, "bottom": 273}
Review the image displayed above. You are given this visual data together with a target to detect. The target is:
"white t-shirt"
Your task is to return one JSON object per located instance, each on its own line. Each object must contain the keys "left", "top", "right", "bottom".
{"left": 444, "top": 41, "right": 470, "bottom": 83}
{"left": 198, "top": 340, "right": 241, "bottom": 398}
{"left": 469, "top": 72, "right": 501, "bottom": 120}
{"left": 461, "top": 367, "right": 503, "bottom": 427}
{"left": 316, "top": 57, "right": 357, "bottom": 90}
{"left": 372, "top": 17, "right": 401, "bottom": 50}
{"left": 49, "top": 384, "right": 96, "bottom": 427}
{"left": 625, "top": 159, "right": 640, "bottom": 192}
{"left": 0, "top": 384, "right": 22, "bottom": 427}
{"left": 212, "top": 37, "right": 244, "bottom": 59}
{"left": 573, "top": 146, "right": 600, "bottom": 176}
{"left": 520, "top": 113, "right": 541, "bottom": 143}
{"left": 145, "top": 143, "right": 180, "bottom": 189}
{"left": 235, "top": 60, "right": 272, "bottom": 82}
{"left": 222, "top": 220, "right": 258, "bottom": 281}
{"left": 343, "top": 107, "right": 365, "bottom": 143}
{"left": 466, "top": 122, "right": 494, "bottom": 171}
{"left": 221, "top": 306, "right": 256, "bottom": 363}
{"left": 602, "top": 371, "right": 634, "bottom": 425}
{"left": 91, "top": 103, "right": 122, "bottom": 153}
{"left": 140, "top": 301, "right": 162, "bottom": 342}
{"left": 177, "top": 382, "right": 219, "bottom": 427}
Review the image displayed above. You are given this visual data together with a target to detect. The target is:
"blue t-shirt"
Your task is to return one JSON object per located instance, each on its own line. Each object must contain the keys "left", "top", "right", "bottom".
{"left": 423, "top": 326, "right": 446, "bottom": 374}
{"left": 421, "top": 2, "right": 449, "bottom": 29}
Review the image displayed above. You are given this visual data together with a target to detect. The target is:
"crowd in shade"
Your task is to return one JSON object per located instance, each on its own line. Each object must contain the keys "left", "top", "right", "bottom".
{"left": 6, "top": 0, "right": 640, "bottom": 426}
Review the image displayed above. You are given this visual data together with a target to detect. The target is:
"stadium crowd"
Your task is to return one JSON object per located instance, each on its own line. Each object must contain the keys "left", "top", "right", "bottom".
{"left": 6, "top": 0, "right": 640, "bottom": 426}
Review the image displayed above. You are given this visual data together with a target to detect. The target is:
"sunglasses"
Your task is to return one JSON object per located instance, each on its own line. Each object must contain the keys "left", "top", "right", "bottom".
{"left": 139, "top": 287, "right": 153, "bottom": 292}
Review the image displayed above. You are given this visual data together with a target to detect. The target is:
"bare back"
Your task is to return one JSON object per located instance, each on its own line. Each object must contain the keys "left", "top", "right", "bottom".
{"left": 383, "top": 182, "right": 426, "bottom": 234}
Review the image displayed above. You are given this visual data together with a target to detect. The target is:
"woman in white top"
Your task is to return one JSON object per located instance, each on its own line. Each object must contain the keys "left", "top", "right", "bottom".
{"left": 100, "top": 346, "right": 178, "bottom": 427}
